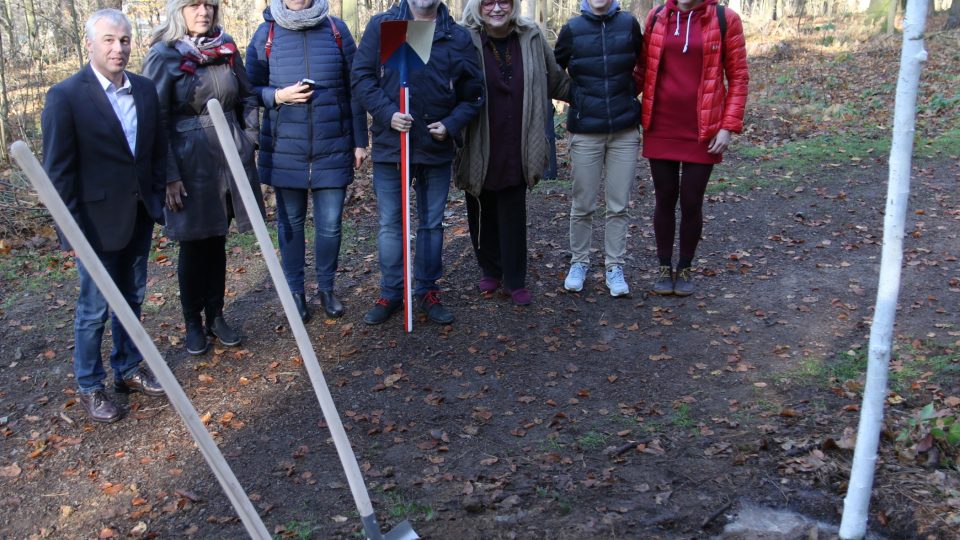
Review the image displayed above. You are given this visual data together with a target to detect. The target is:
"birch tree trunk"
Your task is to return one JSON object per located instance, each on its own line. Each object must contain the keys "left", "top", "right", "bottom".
{"left": 887, "top": 0, "right": 898, "bottom": 32}
{"left": 522, "top": 0, "right": 536, "bottom": 21}
{"left": 838, "top": 0, "right": 929, "bottom": 538}
{"left": 341, "top": 0, "right": 359, "bottom": 36}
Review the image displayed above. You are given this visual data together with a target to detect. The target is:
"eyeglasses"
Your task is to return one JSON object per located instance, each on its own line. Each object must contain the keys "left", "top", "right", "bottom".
{"left": 480, "top": 0, "right": 512, "bottom": 11}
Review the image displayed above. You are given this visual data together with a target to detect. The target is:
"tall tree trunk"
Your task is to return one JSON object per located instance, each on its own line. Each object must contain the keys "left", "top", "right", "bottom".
{"left": 0, "top": 33, "right": 8, "bottom": 160}
{"left": 97, "top": 0, "right": 122, "bottom": 9}
{"left": 946, "top": 0, "right": 960, "bottom": 28}
{"left": 1, "top": 0, "right": 15, "bottom": 56}
{"left": 342, "top": 0, "right": 360, "bottom": 37}
{"left": 68, "top": 0, "right": 84, "bottom": 70}
{"left": 838, "top": 0, "right": 930, "bottom": 537}
{"left": 24, "top": 0, "right": 39, "bottom": 40}
{"left": 887, "top": 0, "right": 898, "bottom": 33}
{"left": 522, "top": 0, "right": 536, "bottom": 21}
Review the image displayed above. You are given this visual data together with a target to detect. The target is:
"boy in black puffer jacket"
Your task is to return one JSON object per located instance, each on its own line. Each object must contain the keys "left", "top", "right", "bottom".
{"left": 555, "top": 0, "right": 642, "bottom": 298}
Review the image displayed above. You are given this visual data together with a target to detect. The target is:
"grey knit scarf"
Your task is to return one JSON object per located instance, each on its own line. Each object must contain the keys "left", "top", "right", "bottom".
{"left": 271, "top": 0, "right": 330, "bottom": 31}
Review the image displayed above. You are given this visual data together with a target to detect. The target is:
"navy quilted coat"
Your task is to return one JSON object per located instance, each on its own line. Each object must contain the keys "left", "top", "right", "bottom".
{"left": 246, "top": 9, "right": 368, "bottom": 189}
{"left": 351, "top": 0, "right": 484, "bottom": 165}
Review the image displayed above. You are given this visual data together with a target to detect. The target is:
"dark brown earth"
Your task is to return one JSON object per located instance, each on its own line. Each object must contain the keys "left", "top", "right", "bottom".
{"left": 4, "top": 14, "right": 960, "bottom": 538}
{"left": 1, "top": 135, "right": 958, "bottom": 539}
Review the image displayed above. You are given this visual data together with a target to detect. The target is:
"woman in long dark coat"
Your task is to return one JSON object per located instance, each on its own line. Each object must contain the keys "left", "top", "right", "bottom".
{"left": 143, "top": 0, "right": 264, "bottom": 355}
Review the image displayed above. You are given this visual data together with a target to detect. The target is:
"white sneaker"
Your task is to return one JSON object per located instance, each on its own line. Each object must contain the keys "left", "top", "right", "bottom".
{"left": 564, "top": 263, "right": 588, "bottom": 292}
{"left": 605, "top": 265, "right": 630, "bottom": 297}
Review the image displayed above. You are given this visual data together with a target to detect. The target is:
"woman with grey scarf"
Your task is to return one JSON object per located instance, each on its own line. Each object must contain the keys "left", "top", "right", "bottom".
{"left": 143, "top": 0, "right": 263, "bottom": 356}
{"left": 246, "top": 0, "right": 369, "bottom": 322}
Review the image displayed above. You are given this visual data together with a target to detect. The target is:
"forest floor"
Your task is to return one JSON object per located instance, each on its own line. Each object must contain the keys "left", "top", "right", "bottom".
{"left": 1, "top": 13, "right": 959, "bottom": 540}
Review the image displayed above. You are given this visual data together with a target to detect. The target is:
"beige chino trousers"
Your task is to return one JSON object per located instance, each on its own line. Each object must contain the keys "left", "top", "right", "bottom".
{"left": 568, "top": 127, "right": 641, "bottom": 269}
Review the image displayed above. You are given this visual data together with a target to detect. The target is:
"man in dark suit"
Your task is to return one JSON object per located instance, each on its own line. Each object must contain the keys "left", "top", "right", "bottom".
{"left": 42, "top": 9, "right": 167, "bottom": 423}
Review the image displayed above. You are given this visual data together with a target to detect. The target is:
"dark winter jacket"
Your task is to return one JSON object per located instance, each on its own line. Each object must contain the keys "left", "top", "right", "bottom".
{"left": 554, "top": 0, "right": 642, "bottom": 134}
{"left": 142, "top": 36, "right": 264, "bottom": 242}
{"left": 351, "top": 0, "right": 484, "bottom": 165}
{"left": 246, "top": 10, "right": 368, "bottom": 189}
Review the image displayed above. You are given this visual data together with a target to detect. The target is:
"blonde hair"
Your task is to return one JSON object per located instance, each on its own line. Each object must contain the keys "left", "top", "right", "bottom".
{"left": 460, "top": 0, "right": 522, "bottom": 30}
{"left": 150, "top": 0, "right": 223, "bottom": 45}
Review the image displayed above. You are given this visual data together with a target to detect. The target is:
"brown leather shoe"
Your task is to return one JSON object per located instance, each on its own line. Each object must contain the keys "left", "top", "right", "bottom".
{"left": 115, "top": 367, "right": 165, "bottom": 397}
{"left": 78, "top": 390, "right": 121, "bottom": 423}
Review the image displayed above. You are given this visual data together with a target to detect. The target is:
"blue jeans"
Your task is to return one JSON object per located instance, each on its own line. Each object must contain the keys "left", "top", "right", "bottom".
{"left": 73, "top": 209, "right": 153, "bottom": 393}
{"left": 372, "top": 162, "right": 451, "bottom": 300}
{"left": 275, "top": 187, "right": 346, "bottom": 293}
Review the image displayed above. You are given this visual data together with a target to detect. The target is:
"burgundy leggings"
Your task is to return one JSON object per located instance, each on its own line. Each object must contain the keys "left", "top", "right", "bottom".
{"left": 650, "top": 159, "right": 714, "bottom": 267}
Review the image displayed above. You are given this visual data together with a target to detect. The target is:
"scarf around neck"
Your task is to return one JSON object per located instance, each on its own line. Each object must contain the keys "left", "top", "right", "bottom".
{"left": 271, "top": 0, "right": 330, "bottom": 31}
{"left": 175, "top": 28, "right": 237, "bottom": 74}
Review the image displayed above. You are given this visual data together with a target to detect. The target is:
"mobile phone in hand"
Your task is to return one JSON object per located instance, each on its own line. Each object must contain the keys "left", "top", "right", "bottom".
{"left": 298, "top": 78, "right": 316, "bottom": 89}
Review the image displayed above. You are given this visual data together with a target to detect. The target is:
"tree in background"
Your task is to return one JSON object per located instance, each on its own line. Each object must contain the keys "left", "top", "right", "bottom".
{"left": 947, "top": 0, "right": 959, "bottom": 29}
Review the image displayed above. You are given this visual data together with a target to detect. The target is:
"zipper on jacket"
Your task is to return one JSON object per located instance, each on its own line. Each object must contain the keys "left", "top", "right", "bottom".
{"left": 601, "top": 19, "right": 612, "bottom": 132}
{"left": 304, "top": 31, "right": 314, "bottom": 184}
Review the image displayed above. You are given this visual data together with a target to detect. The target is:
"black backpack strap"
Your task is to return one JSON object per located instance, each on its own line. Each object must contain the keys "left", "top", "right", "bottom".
{"left": 717, "top": 5, "right": 727, "bottom": 63}
{"left": 645, "top": 4, "right": 665, "bottom": 38}
{"left": 717, "top": 5, "right": 727, "bottom": 40}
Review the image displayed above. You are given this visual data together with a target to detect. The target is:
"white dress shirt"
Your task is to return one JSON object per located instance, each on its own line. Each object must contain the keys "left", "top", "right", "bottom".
{"left": 91, "top": 66, "right": 138, "bottom": 156}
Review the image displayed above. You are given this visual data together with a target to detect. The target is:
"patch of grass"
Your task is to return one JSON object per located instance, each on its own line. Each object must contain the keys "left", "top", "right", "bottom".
{"left": 273, "top": 519, "right": 316, "bottom": 540}
{"left": 721, "top": 134, "right": 890, "bottom": 193}
{"left": 785, "top": 341, "right": 959, "bottom": 394}
{"left": 785, "top": 349, "right": 867, "bottom": 386}
{"left": 922, "top": 128, "right": 960, "bottom": 156}
{"left": 576, "top": 430, "right": 609, "bottom": 451}
{"left": 670, "top": 403, "right": 695, "bottom": 429}
{"left": 383, "top": 491, "right": 434, "bottom": 522}
{"left": 0, "top": 250, "right": 76, "bottom": 301}
{"left": 536, "top": 486, "right": 573, "bottom": 515}
{"left": 609, "top": 414, "right": 638, "bottom": 429}
{"left": 226, "top": 225, "right": 280, "bottom": 252}
{"left": 641, "top": 420, "right": 664, "bottom": 434}
{"left": 538, "top": 434, "right": 565, "bottom": 452}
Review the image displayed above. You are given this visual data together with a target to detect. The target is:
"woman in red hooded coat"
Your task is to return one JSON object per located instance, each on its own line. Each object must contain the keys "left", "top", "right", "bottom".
{"left": 635, "top": 0, "right": 748, "bottom": 296}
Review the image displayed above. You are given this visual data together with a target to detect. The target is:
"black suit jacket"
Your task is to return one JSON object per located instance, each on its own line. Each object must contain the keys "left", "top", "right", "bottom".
{"left": 42, "top": 64, "right": 166, "bottom": 252}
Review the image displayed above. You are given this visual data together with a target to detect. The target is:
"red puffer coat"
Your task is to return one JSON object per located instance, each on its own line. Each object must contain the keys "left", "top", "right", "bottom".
{"left": 634, "top": 0, "right": 749, "bottom": 143}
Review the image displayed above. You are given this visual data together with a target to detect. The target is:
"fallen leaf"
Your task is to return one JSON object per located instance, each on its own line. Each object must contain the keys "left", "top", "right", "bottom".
{"left": 0, "top": 463, "right": 21, "bottom": 477}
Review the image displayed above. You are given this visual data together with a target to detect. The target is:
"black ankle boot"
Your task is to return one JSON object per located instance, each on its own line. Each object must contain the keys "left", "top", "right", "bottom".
{"left": 292, "top": 292, "right": 311, "bottom": 322}
{"left": 208, "top": 314, "right": 241, "bottom": 347}
{"left": 318, "top": 290, "right": 344, "bottom": 318}
{"left": 185, "top": 317, "right": 208, "bottom": 355}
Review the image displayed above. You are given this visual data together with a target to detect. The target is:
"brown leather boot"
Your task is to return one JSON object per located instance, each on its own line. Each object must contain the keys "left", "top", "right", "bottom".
{"left": 115, "top": 367, "right": 165, "bottom": 397}
{"left": 78, "top": 390, "right": 121, "bottom": 423}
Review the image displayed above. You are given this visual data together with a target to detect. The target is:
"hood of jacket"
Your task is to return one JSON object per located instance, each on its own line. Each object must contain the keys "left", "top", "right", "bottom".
{"left": 580, "top": 0, "right": 621, "bottom": 19}
{"left": 663, "top": 0, "right": 716, "bottom": 16}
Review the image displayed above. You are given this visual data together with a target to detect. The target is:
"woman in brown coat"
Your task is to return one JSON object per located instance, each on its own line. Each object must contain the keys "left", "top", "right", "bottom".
{"left": 455, "top": 0, "right": 569, "bottom": 306}
{"left": 143, "top": 0, "right": 264, "bottom": 355}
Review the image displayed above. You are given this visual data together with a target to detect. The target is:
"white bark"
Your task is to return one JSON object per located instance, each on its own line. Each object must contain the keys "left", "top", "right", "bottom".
{"left": 838, "top": 0, "right": 929, "bottom": 538}
{"left": 206, "top": 100, "right": 398, "bottom": 539}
